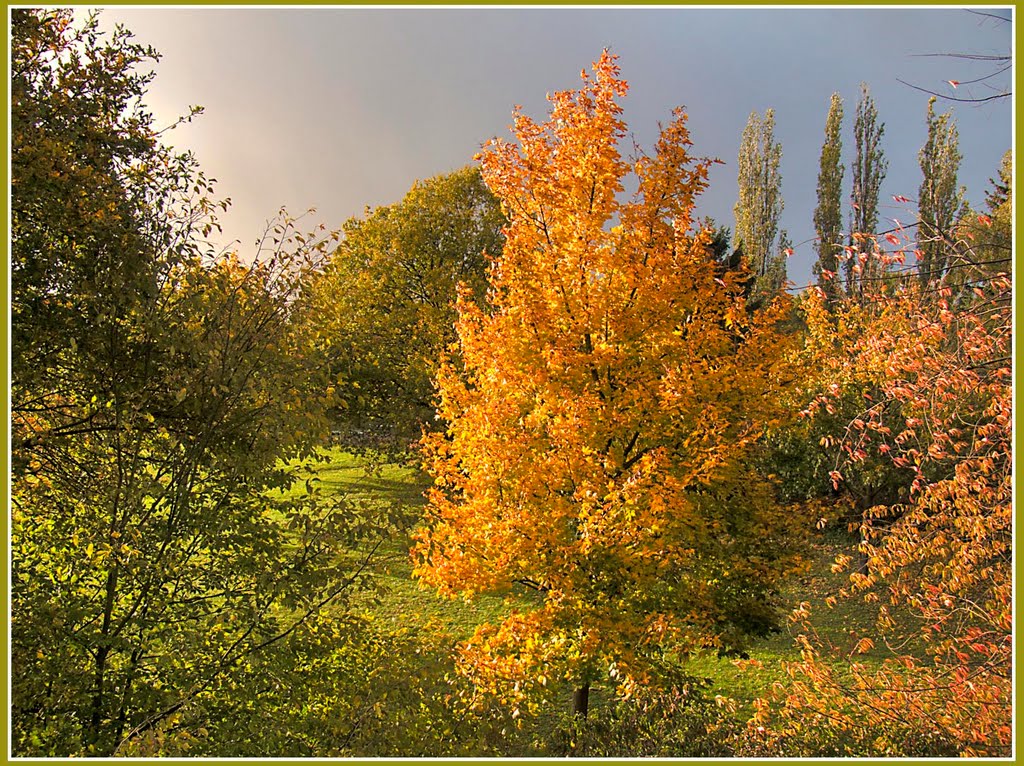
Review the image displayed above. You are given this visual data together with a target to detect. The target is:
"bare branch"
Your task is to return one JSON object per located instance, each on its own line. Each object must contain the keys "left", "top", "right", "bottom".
{"left": 951, "top": 64, "right": 1013, "bottom": 87}
{"left": 895, "top": 78, "right": 1010, "bottom": 104}
{"left": 965, "top": 10, "right": 1013, "bottom": 24}
{"left": 910, "top": 52, "right": 1010, "bottom": 61}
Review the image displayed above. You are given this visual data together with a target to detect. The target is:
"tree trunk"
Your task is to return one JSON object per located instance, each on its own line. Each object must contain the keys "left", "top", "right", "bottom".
{"left": 88, "top": 644, "right": 109, "bottom": 750}
{"left": 855, "top": 485, "right": 876, "bottom": 574}
{"left": 88, "top": 565, "right": 120, "bottom": 753}
{"left": 573, "top": 683, "right": 590, "bottom": 717}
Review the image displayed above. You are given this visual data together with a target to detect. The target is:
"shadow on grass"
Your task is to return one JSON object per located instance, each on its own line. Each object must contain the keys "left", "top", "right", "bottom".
{"left": 291, "top": 449, "right": 913, "bottom": 732}
{"left": 320, "top": 474, "right": 426, "bottom": 504}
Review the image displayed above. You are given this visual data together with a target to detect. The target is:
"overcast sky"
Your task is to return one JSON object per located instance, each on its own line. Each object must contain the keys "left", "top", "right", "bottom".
{"left": 94, "top": 6, "right": 1013, "bottom": 288}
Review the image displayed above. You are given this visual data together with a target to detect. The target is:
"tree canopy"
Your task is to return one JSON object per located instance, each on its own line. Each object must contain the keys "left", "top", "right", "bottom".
{"left": 846, "top": 83, "right": 887, "bottom": 300}
{"left": 733, "top": 108, "right": 786, "bottom": 301}
{"left": 306, "top": 166, "right": 504, "bottom": 449}
{"left": 9, "top": 11, "right": 1011, "bottom": 756}
{"left": 10, "top": 10, "right": 385, "bottom": 755}
{"left": 812, "top": 93, "right": 845, "bottom": 305}
{"left": 413, "top": 51, "right": 807, "bottom": 716}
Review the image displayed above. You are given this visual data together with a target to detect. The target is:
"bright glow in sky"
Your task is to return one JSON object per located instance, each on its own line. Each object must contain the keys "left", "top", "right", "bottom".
{"left": 95, "top": 6, "right": 1013, "bottom": 288}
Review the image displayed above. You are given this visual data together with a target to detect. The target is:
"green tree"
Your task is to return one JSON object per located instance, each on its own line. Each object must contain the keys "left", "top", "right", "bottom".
{"left": 984, "top": 149, "right": 1012, "bottom": 213}
{"left": 955, "top": 149, "right": 1012, "bottom": 289}
{"left": 307, "top": 166, "right": 505, "bottom": 449}
{"left": 917, "top": 97, "right": 965, "bottom": 285}
{"left": 812, "top": 93, "right": 844, "bottom": 306}
{"left": 701, "top": 219, "right": 786, "bottom": 311}
{"left": 11, "top": 10, "right": 384, "bottom": 755}
{"left": 733, "top": 108, "right": 785, "bottom": 301}
{"left": 846, "top": 83, "right": 887, "bottom": 300}
{"left": 768, "top": 229, "right": 791, "bottom": 300}
{"left": 11, "top": 8, "right": 207, "bottom": 410}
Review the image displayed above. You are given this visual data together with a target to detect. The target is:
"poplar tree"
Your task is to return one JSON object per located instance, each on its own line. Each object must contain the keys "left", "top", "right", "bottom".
{"left": 812, "top": 93, "right": 844, "bottom": 305}
{"left": 770, "top": 229, "right": 791, "bottom": 296}
{"left": 847, "top": 84, "right": 887, "bottom": 299}
{"left": 734, "top": 108, "right": 785, "bottom": 300}
{"left": 918, "top": 98, "right": 964, "bottom": 286}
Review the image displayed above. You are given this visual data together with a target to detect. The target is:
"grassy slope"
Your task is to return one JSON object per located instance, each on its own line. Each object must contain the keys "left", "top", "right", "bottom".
{"left": 298, "top": 448, "right": 896, "bottom": 712}
{"left": 299, "top": 449, "right": 516, "bottom": 637}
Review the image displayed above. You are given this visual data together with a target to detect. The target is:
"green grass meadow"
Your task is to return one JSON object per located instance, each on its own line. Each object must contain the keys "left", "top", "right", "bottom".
{"left": 293, "top": 448, "right": 893, "bottom": 717}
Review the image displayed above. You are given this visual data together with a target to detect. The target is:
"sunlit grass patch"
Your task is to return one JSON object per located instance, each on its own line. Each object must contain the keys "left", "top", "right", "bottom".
{"left": 280, "top": 447, "right": 524, "bottom": 639}
{"left": 286, "top": 449, "right": 906, "bottom": 723}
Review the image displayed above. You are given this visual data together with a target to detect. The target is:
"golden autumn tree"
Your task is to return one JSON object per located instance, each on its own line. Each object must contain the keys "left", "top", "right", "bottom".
{"left": 413, "top": 52, "right": 806, "bottom": 716}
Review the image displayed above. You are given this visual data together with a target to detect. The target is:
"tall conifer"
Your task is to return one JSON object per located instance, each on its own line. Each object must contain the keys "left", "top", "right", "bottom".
{"left": 812, "top": 93, "right": 844, "bottom": 305}
{"left": 918, "top": 98, "right": 964, "bottom": 285}
{"left": 734, "top": 109, "right": 785, "bottom": 300}
{"left": 847, "top": 84, "right": 887, "bottom": 299}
